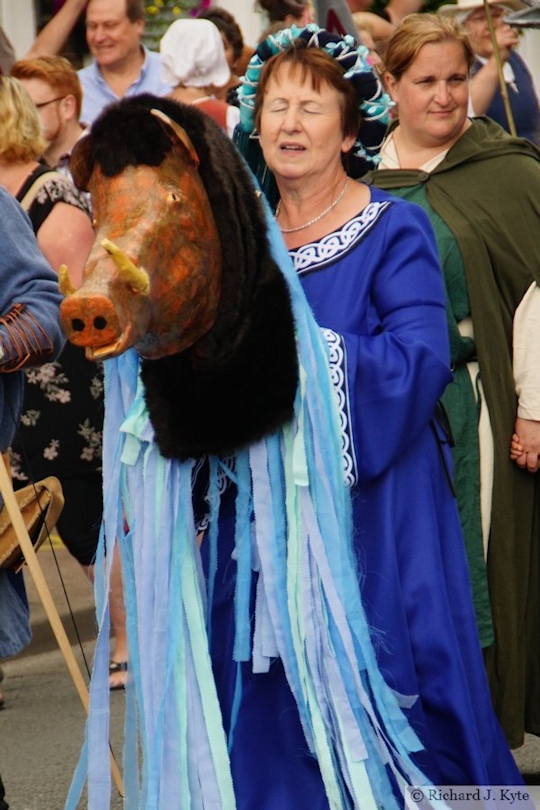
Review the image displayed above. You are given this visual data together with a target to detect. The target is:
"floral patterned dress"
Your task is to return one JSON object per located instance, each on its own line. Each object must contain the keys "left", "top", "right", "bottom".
{"left": 10, "top": 165, "right": 103, "bottom": 566}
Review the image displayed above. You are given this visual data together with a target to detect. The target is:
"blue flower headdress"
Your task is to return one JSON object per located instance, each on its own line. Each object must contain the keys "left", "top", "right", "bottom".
{"left": 237, "top": 23, "right": 394, "bottom": 174}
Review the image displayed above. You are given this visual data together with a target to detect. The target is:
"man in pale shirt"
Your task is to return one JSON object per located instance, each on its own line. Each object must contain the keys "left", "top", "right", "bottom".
{"left": 12, "top": 0, "right": 170, "bottom": 124}
{"left": 79, "top": 0, "right": 171, "bottom": 124}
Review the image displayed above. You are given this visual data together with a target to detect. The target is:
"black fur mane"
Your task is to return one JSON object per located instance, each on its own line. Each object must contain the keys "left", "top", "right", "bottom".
{"left": 73, "top": 94, "right": 298, "bottom": 460}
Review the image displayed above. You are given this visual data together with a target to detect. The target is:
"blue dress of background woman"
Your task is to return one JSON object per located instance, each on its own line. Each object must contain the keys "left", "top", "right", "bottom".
{"left": 233, "top": 24, "right": 524, "bottom": 796}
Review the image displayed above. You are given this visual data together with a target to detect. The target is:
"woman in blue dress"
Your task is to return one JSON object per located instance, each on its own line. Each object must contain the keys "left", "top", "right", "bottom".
{"left": 232, "top": 25, "right": 523, "bottom": 794}
{"left": 68, "top": 29, "right": 524, "bottom": 808}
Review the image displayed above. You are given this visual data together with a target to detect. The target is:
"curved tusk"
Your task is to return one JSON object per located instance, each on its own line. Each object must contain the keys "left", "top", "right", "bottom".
{"left": 101, "top": 238, "right": 150, "bottom": 294}
{"left": 58, "top": 264, "right": 76, "bottom": 296}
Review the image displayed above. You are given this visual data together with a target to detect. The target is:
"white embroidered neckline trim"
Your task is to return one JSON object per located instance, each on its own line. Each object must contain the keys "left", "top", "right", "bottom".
{"left": 290, "top": 201, "right": 391, "bottom": 274}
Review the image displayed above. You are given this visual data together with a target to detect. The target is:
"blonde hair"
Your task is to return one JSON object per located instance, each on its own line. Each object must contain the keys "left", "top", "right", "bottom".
{"left": 384, "top": 13, "right": 475, "bottom": 79}
{"left": 11, "top": 55, "right": 83, "bottom": 120}
{"left": 0, "top": 75, "right": 47, "bottom": 162}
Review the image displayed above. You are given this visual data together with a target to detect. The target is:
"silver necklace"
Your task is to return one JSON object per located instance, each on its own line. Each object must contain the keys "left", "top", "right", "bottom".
{"left": 275, "top": 177, "right": 350, "bottom": 234}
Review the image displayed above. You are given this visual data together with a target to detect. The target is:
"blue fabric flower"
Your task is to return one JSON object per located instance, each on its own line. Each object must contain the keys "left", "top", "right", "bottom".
{"left": 237, "top": 24, "right": 394, "bottom": 171}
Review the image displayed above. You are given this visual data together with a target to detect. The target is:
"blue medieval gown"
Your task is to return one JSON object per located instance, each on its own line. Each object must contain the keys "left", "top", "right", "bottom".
{"left": 202, "top": 188, "right": 522, "bottom": 805}
{"left": 70, "top": 188, "right": 523, "bottom": 810}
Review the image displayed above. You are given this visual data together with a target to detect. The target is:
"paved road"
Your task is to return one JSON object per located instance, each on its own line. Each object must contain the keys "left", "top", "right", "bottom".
{"left": 1, "top": 543, "right": 540, "bottom": 809}
{"left": 0, "top": 544, "right": 124, "bottom": 810}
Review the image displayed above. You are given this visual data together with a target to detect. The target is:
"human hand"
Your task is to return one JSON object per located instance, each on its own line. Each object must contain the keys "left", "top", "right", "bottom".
{"left": 510, "top": 432, "right": 523, "bottom": 461}
{"left": 512, "top": 417, "right": 540, "bottom": 472}
{"left": 495, "top": 24, "right": 520, "bottom": 60}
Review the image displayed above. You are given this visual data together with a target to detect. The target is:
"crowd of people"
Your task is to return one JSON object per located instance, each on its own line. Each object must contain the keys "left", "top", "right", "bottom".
{"left": 0, "top": 0, "right": 539, "bottom": 806}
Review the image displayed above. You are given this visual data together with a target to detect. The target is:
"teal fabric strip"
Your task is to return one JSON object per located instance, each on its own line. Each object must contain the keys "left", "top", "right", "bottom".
{"left": 205, "top": 456, "right": 219, "bottom": 645}
{"left": 65, "top": 733, "right": 89, "bottom": 809}
{"left": 183, "top": 529, "right": 237, "bottom": 808}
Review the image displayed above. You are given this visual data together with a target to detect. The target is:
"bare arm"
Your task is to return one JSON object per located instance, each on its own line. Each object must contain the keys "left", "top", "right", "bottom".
{"left": 510, "top": 282, "right": 540, "bottom": 472}
{"left": 352, "top": 12, "right": 395, "bottom": 42}
{"left": 36, "top": 202, "right": 94, "bottom": 288}
{"left": 469, "top": 26, "right": 519, "bottom": 115}
{"left": 384, "top": 0, "right": 423, "bottom": 26}
{"left": 22, "top": 0, "right": 87, "bottom": 59}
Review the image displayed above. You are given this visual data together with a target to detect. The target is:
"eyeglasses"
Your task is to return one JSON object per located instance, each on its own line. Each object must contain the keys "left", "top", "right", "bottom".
{"left": 35, "top": 95, "right": 67, "bottom": 109}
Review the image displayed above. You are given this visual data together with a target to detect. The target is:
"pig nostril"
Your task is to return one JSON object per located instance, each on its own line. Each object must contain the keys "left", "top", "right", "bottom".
{"left": 94, "top": 316, "right": 107, "bottom": 330}
{"left": 72, "top": 319, "right": 85, "bottom": 332}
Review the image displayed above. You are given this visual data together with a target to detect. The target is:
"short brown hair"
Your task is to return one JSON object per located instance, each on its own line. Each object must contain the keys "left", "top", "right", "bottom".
{"left": 384, "top": 13, "right": 475, "bottom": 80}
{"left": 125, "top": 0, "right": 145, "bottom": 23}
{"left": 257, "top": 0, "right": 308, "bottom": 23}
{"left": 254, "top": 44, "right": 360, "bottom": 141}
{"left": 11, "top": 55, "right": 83, "bottom": 119}
{"left": 198, "top": 8, "right": 244, "bottom": 61}
{"left": 0, "top": 75, "right": 47, "bottom": 162}
{"left": 86, "top": 0, "right": 145, "bottom": 23}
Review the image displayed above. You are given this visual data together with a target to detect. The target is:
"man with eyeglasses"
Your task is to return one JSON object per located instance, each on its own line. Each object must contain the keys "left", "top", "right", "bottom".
{"left": 11, "top": 56, "right": 87, "bottom": 173}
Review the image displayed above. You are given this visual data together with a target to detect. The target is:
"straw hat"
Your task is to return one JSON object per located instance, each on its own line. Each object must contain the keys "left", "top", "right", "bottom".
{"left": 438, "top": 0, "right": 525, "bottom": 16}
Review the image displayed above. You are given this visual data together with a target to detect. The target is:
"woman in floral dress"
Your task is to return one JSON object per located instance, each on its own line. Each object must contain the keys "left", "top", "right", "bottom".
{"left": 0, "top": 76, "right": 103, "bottom": 574}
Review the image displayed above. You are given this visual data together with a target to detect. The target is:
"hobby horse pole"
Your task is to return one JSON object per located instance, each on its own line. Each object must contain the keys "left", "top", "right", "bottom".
{"left": 0, "top": 454, "right": 125, "bottom": 799}
{"left": 482, "top": 0, "right": 517, "bottom": 135}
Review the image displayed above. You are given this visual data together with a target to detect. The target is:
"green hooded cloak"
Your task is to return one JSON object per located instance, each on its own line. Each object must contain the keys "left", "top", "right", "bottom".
{"left": 365, "top": 117, "right": 540, "bottom": 748}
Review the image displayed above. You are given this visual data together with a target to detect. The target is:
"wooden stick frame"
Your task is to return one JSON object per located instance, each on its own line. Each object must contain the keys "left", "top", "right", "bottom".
{"left": 0, "top": 453, "right": 125, "bottom": 799}
{"left": 482, "top": 0, "right": 518, "bottom": 135}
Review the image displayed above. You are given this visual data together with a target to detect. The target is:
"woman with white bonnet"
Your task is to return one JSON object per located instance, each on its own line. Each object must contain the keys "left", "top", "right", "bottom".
{"left": 439, "top": 0, "right": 540, "bottom": 142}
{"left": 160, "top": 18, "right": 240, "bottom": 138}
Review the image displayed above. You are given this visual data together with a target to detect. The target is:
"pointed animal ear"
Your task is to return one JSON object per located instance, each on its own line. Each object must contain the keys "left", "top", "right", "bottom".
{"left": 69, "top": 133, "right": 94, "bottom": 190}
{"left": 151, "top": 108, "right": 200, "bottom": 168}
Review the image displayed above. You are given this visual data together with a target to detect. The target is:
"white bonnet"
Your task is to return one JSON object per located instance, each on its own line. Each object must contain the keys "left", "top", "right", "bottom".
{"left": 160, "top": 18, "right": 231, "bottom": 89}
